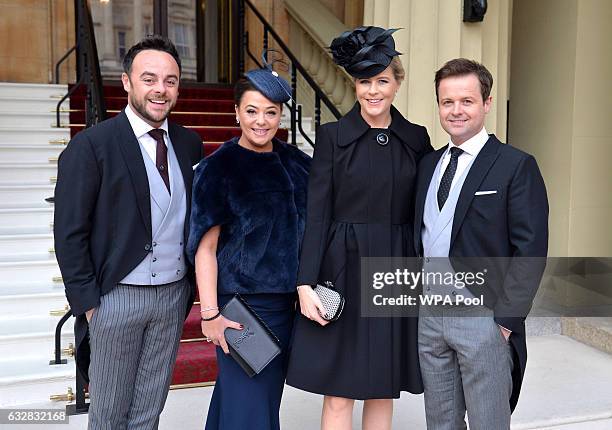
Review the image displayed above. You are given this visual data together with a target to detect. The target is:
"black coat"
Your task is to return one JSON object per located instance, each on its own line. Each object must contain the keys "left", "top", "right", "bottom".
{"left": 287, "top": 103, "right": 433, "bottom": 399}
{"left": 53, "top": 111, "right": 204, "bottom": 381}
{"left": 414, "top": 135, "right": 549, "bottom": 410}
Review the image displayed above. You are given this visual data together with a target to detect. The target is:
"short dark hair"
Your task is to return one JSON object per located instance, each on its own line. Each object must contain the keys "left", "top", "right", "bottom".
{"left": 233, "top": 77, "right": 257, "bottom": 105}
{"left": 434, "top": 58, "right": 493, "bottom": 102}
{"left": 122, "top": 35, "right": 182, "bottom": 75}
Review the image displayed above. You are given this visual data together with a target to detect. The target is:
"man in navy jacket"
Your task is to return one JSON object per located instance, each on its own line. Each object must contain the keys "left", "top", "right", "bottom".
{"left": 414, "top": 58, "right": 548, "bottom": 430}
{"left": 54, "top": 36, "right": 203, "bottom": 429}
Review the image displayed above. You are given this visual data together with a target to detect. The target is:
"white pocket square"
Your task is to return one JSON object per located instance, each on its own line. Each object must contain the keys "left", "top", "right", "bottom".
{"left": 192, "top": 163, "right": 199, "bottom": 171}
{"left": 474, "top": 190, "right": 497, "bottom": 196}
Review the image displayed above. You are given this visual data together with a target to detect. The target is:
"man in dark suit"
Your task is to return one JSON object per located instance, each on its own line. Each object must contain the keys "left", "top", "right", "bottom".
{"left": 54, "top": 35, "right": 203, "bottom": 429}
{"left": 414, "top": 58, "right": 548, "bottom": 429}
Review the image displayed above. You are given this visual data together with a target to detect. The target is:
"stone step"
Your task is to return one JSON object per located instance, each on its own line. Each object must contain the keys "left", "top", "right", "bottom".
{"left": 0, "top": 290, "right": 67, "bottom": 318}
{"left": 0, "top": 314, "right": 73, "bottom": 339}
{"left": 0, "top": 97, "right": 69, "bottom": 113}
{"left": 0, "top": 111, "right": 69, "bottom": 129}
{"left": 0, "top": 356, "right": 75, "bottom": 408}
{"left": 562, "top": 317, "right": 612, "bottom": 355}
{"left": 0, "top": 144, "right": 63, "bottom": 163}
{"left": 0, "top": 163, "right": 57, "bottom": 185}
{"left": 0, "top": 281, "right": 64, "bottom": 297}
{"left": 0, "top": 326, "right": 74, "bottom": 360}
{"left": 0, "top": 208, "right": 54, "bottom": 234}
{"left": 0, "top": 82, "right": 68, "bottom": 100}
{"left": 0, "top": 184, "right": 55, "bottom": 208}
{"left": 0, "top": 259, "right": 60, "bottom": 286}
{"left": 0, "top": 233, "right": 54, "bottom": 258}
{"left": 0, "top": 127, "right": 70, "bottom": 145}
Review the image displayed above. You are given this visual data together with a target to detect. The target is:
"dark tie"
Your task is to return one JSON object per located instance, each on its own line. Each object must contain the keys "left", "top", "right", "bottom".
{"left": 437, "top": 147, "right": 463, "bottom": 210}
{"left": 148, "top": 129, "right": 170, "bottom": 194}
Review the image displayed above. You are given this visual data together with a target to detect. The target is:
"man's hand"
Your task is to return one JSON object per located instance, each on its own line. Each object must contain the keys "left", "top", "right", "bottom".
{"left": 85, "top": 308, "right": 96, "bottom": 323}
{"left": 499, "top": 325, "right": 512, "bottom": 342}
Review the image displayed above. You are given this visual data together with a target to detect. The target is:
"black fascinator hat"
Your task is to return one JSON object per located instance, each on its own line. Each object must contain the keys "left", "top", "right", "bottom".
{"left": 330, "top": 26, "right": 401, "bottom": 79}
{"left": 245, "top": 51, "right": 292, "bottom": 104}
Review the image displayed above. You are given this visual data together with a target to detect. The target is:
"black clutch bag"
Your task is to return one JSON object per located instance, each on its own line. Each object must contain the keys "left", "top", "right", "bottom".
{"left": 221, "top": 294, "right": 281, "bottom": 377}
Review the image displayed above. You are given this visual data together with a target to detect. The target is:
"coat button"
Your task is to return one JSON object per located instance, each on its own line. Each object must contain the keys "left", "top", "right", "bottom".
{"left": 144, "top": 244, "right": 151, "bottom": 251}
{"left": 153, "top": 242, "right": 157, "bottom": 247}
{"left": 152, "top": 273, "right": 157, "bottom": 277}
{"left": 153, "top": 257, "right": 157, "bottom": 262}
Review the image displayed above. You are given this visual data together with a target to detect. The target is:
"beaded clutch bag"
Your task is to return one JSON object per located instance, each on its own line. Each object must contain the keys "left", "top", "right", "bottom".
{"left": 313, "top": 281, "right": 345, "bottom": 322}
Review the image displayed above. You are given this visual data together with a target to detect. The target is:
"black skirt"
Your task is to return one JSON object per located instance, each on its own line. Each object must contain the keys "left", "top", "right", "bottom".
{"left": 286, "top": 222, "right": 423, "bottom": 399}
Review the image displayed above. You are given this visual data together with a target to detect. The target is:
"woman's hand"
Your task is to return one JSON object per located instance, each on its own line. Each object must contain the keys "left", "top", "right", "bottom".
{"left": 201, "top": 313, "right": 243, "bottom": 354}
{"left": 297, "top": 285, "right": 329, "bottom": 326}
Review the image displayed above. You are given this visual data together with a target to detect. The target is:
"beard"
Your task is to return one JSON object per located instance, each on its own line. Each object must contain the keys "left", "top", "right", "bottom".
{"left": 129, "top": 93, "right": 175, "bottom": 125}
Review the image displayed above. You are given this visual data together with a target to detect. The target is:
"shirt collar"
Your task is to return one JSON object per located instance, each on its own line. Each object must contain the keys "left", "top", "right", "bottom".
{"left": 124, "top": 104, "right": 169, "bottom": 140}
{"left": 446, "top": 127, "right": 489, "bottom": 157}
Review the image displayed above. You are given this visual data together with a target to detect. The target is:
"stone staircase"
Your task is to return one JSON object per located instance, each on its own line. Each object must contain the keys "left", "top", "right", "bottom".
{"left": 0, "top": 82, "right": 73, "bottom": 407}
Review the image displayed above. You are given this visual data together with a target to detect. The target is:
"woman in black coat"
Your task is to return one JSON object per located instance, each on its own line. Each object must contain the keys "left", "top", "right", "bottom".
{"left": 286, "top": 27, "right": 433, "bottom": 429}
{"left": 187, "top": 64, "right": 310, "bottom": 430}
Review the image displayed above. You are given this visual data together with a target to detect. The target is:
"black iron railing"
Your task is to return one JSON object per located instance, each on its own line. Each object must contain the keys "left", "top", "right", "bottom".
{"left": 52, "top": 0, "right": 106, "bottom": 416}
{"left": 55, "top": 0, "right": 107, "bottom": 129}
{"left": 239, "top": 0, "right": 341, "bottom": 147}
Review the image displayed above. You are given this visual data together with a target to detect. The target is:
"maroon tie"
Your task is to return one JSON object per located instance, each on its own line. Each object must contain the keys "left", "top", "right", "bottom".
{"left": 148, "top": 129, "right": 170, "bottom": 194}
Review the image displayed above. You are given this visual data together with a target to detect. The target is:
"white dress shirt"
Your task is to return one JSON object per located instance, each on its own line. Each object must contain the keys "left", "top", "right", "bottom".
{"left": 437, "top": 127, "right": 489, "bottom": 192}
{"left": 124, "top": 104, "right": 170, "bottom": 168}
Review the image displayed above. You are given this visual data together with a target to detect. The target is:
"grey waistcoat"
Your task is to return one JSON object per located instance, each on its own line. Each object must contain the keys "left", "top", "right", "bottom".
{"left": 120, "top": 137, "right": 187, "bottom": 285}
{"left": 421, "top": 151, "right": 476, "bottom": 299}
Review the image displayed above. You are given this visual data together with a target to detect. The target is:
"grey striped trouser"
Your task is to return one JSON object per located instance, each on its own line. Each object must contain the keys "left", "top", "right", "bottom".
{"left": 418, "top": 305, "right": 513, "bottom": 430}
{"left": 87, "top": 279, "right": 191, "bottom": 430}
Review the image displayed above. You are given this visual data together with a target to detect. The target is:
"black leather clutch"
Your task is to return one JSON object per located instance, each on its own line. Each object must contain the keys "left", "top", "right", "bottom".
{"left": 221, "top": 294, "right": 281, "bottom": 377}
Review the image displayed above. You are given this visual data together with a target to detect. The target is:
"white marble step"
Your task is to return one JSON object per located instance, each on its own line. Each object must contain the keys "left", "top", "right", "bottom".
{"left": 0, "top": 144, "right": 63, "bottom": 163}
{"left": 0, "top": 82, "right": 68, "bottom": 100}
{"left": 0, "top": 259, "right": 60, "bottom": 285}
{"left": 0, "top": 281, "right": 64, "bottom": 297}
{"left": 0, "top": 290, "right": 67, "bottom": 318}
{"left": 0, "top": 233, "right": 54, "bottom": 257}
{"left": 0, "top": 127, "right": 70, "bottom": 145}
{"left": 0, "top": 314, "right": 73, "bottom": 338}
{"left": 0, "top": 163, "right": 57, "bottom": 184}
{"left": 0, "top": 208, "right": 54, "bottom": 234}
{"left": 0, "top": 327, "right": 74, "bottom": 360}
{"left": 0, "top": 111, "right": 69, "bottom": 129}
{"left": 0, "top": 356, "right": 75, "bottom": 408}
{"left": 0, "top": 184, "right": 55, "bottom": 208}
{"left": 0, "top": 96, "right": 69, "bottom": 113}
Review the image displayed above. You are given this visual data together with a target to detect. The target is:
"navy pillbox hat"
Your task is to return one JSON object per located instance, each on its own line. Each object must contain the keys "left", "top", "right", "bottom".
{"left": 245, "top": 68, "right": 292, "bottom": 104}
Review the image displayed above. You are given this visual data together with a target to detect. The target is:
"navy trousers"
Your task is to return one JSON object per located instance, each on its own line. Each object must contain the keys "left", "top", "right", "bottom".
{"left": 205, "top": 293, "right": 295, "bottom": 430}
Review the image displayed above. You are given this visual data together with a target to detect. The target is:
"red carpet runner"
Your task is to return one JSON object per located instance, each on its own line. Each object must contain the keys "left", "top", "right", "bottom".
{"left": 69, "top": 83, "right": 288, "bottom": 385}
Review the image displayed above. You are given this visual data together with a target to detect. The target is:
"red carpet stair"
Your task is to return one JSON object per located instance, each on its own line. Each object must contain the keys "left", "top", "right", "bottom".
{"left": 68, "top": 83, "right": 288, "bottom": 386}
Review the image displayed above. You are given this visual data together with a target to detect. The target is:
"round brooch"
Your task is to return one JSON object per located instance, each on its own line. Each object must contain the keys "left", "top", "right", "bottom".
{"left": 376, "top": 132, "right": 389, "bottom": 146}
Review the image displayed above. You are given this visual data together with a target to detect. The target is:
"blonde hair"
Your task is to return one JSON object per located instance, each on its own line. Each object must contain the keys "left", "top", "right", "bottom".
{"left": 389, "top": 56, "right": 405, "bottom": 83}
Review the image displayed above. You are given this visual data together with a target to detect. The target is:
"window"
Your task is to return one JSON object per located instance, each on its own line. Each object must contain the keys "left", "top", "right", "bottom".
{"left": 173, "top": 23, "right": 190, "bottom": 57}
{"left": 118, "top": 31, "right": 126, "bottom": 59}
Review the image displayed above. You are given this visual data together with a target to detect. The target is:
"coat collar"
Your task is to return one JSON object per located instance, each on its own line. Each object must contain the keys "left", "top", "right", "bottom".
{"left": 337, "top": 102, "right": 422, "bottom": 152}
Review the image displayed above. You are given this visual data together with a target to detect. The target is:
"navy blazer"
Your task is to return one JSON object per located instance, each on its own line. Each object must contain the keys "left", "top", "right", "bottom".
{"left": 414, "top": 134, "right": 549, "bottom": 411}
{"left": 54, "top": 111, "right": 204, "bottom": 380}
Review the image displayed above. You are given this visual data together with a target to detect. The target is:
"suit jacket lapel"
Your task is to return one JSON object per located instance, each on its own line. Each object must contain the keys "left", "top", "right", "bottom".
{"left": 450, "top": 136, "right": 501, "bottom": 248}
{"left": 115, "top": 111, "right": 152, "bottom": 235}
{"left": 414, "top": 147, "right": 445, "bottom": 254}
